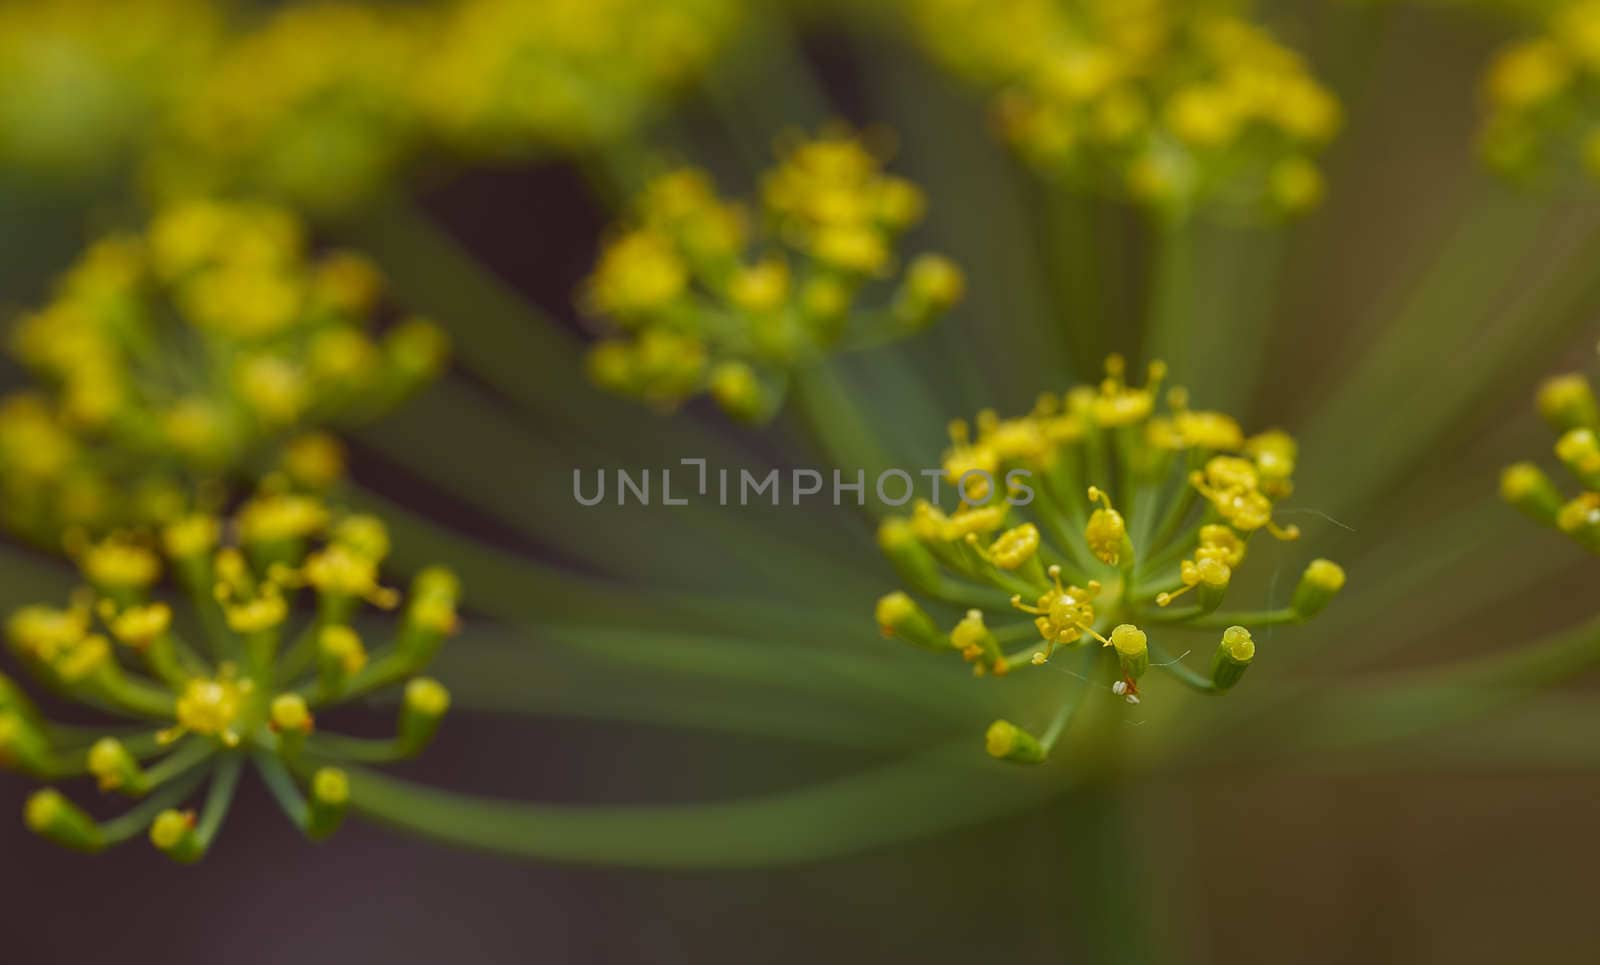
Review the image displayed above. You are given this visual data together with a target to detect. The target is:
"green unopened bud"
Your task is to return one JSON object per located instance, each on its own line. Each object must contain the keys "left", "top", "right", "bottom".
{"left": 88, "top": 738, "right": 148, "bottom": 795}
{"left": 317, "top": 624, "right": 367, "bottom": 698}
{"left": 26, "top": 789, "right": 103, "bottom": 853}
{"left": 150, "top": 809, "right": 202, "bottom": 863}
{"left": 1210, "top": 626, "right": 1255, "bottom": 692}
{"left": 1501, "top": 462, "right": 1564, "bottom": 525}
{"left": 397, "top": 569, "right": 459, "bottom": 666}
{"left": 708, "top": 362, "right": 773, "bottom": 423}
{"left": 1110, "top": 624, "right": 1149, "bottom": 680}
{"left": 1556, "top": 428, "right": 1600, "bottom": 489}
{"left": 1292, "top": 559, "right": 1345, "bottom": 618}
{"left": 1538, "top": 373, "right": 1598, "bottom": 432}
{"left": 1558, "top": 494, "right": 1600, "bottom": 551}
{"left": 386, "top": 317, "right": 449, "bottom": 384}
{"left": 333, "top": 514, "right": 391, "bottom": 562}
{"left": 874, "top": 592, "right": 945, "bottom": 650}
{"left": 270, "top": 693, "right": 313, "bottom": 757}
{"left": 893, "top": 254, "right": 966, "bottom": 330}
{"left": 398, "top": 678, "right": 450, "bottom": 757}
{"left": 877, "top": 518, "right": 942, "bottom": 594}
{"left": 984, "top": 719, "right": 1046, "bottom": 764}
{"left": 306, "top": 767, "right": 349, "bottom": 841}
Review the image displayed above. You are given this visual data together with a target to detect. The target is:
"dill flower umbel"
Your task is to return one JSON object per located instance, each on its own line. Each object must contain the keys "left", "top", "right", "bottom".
{"left": 899, "top": 0, "right": 1340, "bottom": 216}
{"left": 0, "top": 0, "right": 219, "bottom": 181}
{"left": 419, "top": 0, "right": 742, "bottom": 159}
{"left": 0, "top": 199, "right": 448, "bottom": 546}
{"left": 0, "top": 494, "right": 460, "bottom": 860}
{"left": 1480, "top": 0, "right": 1600, "bottom": 179}
{"left": 144, "top": 2, "right": 425, "bottom": 212}
{"left": 875, "top": 356, "right": 1345, "bottom": 762}
{"left": 1502, "top": 350, "right": 1600, "bottom": 552}
{"left": 582, "top": 128, "right": 964, "bottom": 420}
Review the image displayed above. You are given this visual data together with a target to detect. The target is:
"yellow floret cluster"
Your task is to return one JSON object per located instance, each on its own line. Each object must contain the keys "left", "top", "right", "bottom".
{"left": 874, "top": 356, "right": 1345, "bottom": 762}
{"left": 899, "top": 0, "right": 1341, "bottom": 216}
{"left": 582, "top": 129, "right": 965, "bottom": 421}
{"left": 0, "top": 199, "right": 448, "bottom": 546}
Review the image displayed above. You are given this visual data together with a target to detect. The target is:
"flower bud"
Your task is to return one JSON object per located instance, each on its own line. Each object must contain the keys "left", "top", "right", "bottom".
{"left": 271, "top": 693, "right": 314, "bottom": 757}
{"left": 950, "top": 609, "right": 1001, "bottom": 667}
{"left": 893, "top": 254, "right": 965, "bottom": 330}
{"left": 397, "top": 678, "right": 450, "bottom": 757}
{"left": 317, "top": 625, "right": 368, "bottom": 698}
{"left": 306, "top": 767, "right": 350, "bottom": 842}
{"left": 1556, "top": 428, "right": 1600, "bottom": 489}
{"left": 1193, "top": 558, "right": 1231, "bottom": 615}
{"left": 1110, "top": 624, "right": 1149, "bottom": 680}
{"left": 150, "top": 809, "right": 202, "bottom": 863}
{"left": 397, "top": 568, "right": 460, "bottom": 666}
{"left": 1210, "top": 626, "right": 1255, "bottom": 693}
{"left": 984, "top": 720, "right": 1046, "bottom": 764}
{"left": 1292, "top": 559, "right": 1345, "bottom": 618}
{"left": 26, "top": 789, "right": 103, "bottom": 853}
{"left": 1501, "top": 461, "right": 1563, "bottom": 525}
{"left": 877, "top": 518, "right": 942, "bottom": 594}
{"left": 386, "top": 317, "right": 450, "bottom": 384}
{"left": 874, "top": 592, "right": 945, "bottom": 650}
{"left": 88, "top": 738, "right": 148, "bottom": 795}
{"left": 1537, "top": 373, "right": 1598, "bottom": 432}
{"left": 708, "top": 362, "right": 771, "bottom": 423}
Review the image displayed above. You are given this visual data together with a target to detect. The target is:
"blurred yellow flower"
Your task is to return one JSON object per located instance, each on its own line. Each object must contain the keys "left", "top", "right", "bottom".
{"left": 419, "top": 0, "right": 742, "bottom": 159}
{"left": 582, "top": 128, "right": 963, "bottom": 421}
{"left": 0, "top": 199, "right": 447, "bottom": 546}
{"left": 0, "top": 0, "right": 219, "bottom": 180}
{"left": 900, "top": 0, "right": 1340, "bottom": 216}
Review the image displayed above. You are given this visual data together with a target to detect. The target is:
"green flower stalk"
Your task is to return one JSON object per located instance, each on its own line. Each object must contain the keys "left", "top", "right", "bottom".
{"left": 897, "top": 0, "right": 1341, "bottom": 217}
{"left": 419, "top": 0, "right": 743, "bottom": 160}
{"left": 1480, "top": 1, "right": 1600, "bottom": 181}
{"left": 581, "top": 128, "right": 964, "bottom": 421}
{"left": 0, "top": 198, "right": 448, "bottom": 546}
{"left": 144, "top": 2, "right": 426, "bottom": 213}
{"left": 1502, "top": 348, "right": 1600, "bottom": 551}
{"left": 0, "top": 492, "right": 461, "bottom": 860}
{"left": 874, "top": 355, "right": 1346, "bottom": 761}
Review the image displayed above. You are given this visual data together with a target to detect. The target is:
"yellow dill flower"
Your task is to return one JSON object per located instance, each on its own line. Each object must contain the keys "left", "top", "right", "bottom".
{"left": 874, "top": 355, "right": 1345, "bottom": 758}
{"left": 146, "top": 2, "right": 425, "bottom": 212}
{"left": 899, "top": 0, "right": 1340, "bottom": 216}
{"left": 2, "top": 491, "right": 462, "bottom": 860}
{"left": 1479, "top": 1, "right": 1600, "bottom": 181}
{"left": 0, "top": 199, "right": 447, "bottom": 548}
{"left": 1506, "top": 359, "right": 1600, "bottom": 551}
{"left": 581, "top": 128, "right": 963, "bottom": 420}
{"left": 419, "top": 0, "right": 741, "bottom": 159}
{"left": 0, "top": 0, "right": 219, "bottom": 180}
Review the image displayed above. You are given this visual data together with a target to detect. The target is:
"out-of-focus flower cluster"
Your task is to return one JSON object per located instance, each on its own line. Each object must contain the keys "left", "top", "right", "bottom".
{"left": 1480, "top": 1, "right": 1600, "bottom": 181}
{"left": 899, "top": 0, "right": 1341, "bottom": 217}
{"left": 1, "top": 0, "right": 742, "bottom": 208}
{"left": 875, "top": 356, "right": 1345, "bottom": 762}
{"left": 582, "top": 129, "right": 965, "bottom": 421}
{"left": 0, "top": 199, "right": 448, "bottom": 547}
{"left": 419, "top": 0, "right": 742, "bottom": 161}
{"left": 0, "top": 493, "right": 460, "bottom": 860}
{"left": 145, "top": 2, "right": 426, "bottom": 213}
{"left": 0, "top": 0, "right": 219, "bottom": 181}
{"left": 1502, "top": 348, "right": 1600, "bottom": 552}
